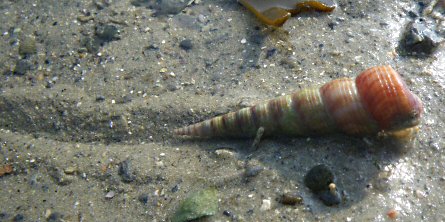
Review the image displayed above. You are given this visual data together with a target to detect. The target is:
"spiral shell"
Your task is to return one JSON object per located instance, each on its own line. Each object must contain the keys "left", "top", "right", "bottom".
{"left": 174, "top": 66, "right": 423, "bottom": 138}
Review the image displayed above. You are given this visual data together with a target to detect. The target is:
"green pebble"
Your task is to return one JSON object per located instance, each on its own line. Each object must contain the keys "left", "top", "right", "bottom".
{"left": 172, "top": 188, "right": 218, "bottom": 222}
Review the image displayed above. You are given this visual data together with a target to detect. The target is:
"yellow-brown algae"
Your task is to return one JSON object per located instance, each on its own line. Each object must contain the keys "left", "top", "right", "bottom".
{"left": 239, "top": 0, "right": 336, "bottom": 26}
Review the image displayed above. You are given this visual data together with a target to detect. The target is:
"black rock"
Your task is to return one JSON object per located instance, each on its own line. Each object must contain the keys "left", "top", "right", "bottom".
{"left": 118, "top": 159, "right": 136, "bottom": 183}
{"left": 318, "top": 189, "right": 341, "bottom": 206}
{"left": 304, "top": 164, "right": 334, "bottom": 193}
{"left": 398, "top": 18, "right": 444, "bottom": 57}
{"left": 179, "top": 39, "right": 193, "bottom": 51}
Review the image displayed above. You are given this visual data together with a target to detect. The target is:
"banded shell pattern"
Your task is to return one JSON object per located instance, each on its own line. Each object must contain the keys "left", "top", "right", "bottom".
{"left": 174, "top": 66, "right": 423, "bottom": 138}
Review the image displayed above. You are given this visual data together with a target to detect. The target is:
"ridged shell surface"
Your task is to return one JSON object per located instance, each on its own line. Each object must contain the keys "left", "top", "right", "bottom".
{"left": 174, "top": 66, "right": 423, "bottom": 138}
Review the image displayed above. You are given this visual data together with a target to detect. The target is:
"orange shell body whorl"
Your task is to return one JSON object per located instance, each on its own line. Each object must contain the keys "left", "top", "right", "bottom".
{"left": 174, "top": 66, "right": 423, "bottom": 138}
{"left": 355, "top": 66, "right": 423, "bottom": 131}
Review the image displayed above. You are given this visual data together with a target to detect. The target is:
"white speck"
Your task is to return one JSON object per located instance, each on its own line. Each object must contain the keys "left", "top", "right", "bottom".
{"left": 97, "top": 52, "right": 102, "bottom": 56}
{"left": 111, "top": 100, "right": 115, "bottom": 104}
{"left": 346, "top": 217, "right": 352, "bottom": 222}
{"left": 227, "top": 18, "right": 232, "bottom": 22}
{"left": 160, "top": 153, "right": 166, "bottom": 157}
{"left": 161, "top": 40, "right": 166, "bottom": 44}
{"left": 241, "top": 38, "right": 247, "bottom": 44}
{"left": 248, "top": 194, "right": 254, "bottom": 198}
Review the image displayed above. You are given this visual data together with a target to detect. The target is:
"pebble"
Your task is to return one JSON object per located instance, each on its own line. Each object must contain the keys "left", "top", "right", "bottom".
{"left": 279, "top": 193, "right": 303, "bottom": 205}
{"left": 19, "top": 34, "right": 37, "bottom": 56}
{"left": 96, "top": 95, "right": 106, "bottom": 102}
{"left": 260, "top": 199, "right": 271, "bottom": 211}
{"left": 80, "top": 36, "right": 100, "bottom": 53}
{"left": 0, "top": 164, "right": 13, "bottom": 176}
{"left": 48, "top": 166, "right": 73, "bottom": 186}
{"left": 95, "top": 24, "right": 120, "bottom": 42}
{"left": 12, "top": 214, "right": 24, "bottom": 222}
{"left": 47, "top": 212, "right": 64, "bottom": 222}
{"left": 118, "top": 159, "right": 136, "bottom": 183}
{"left": 223, "top": 210, "right": 233, "bottom": 217}
{"left": 214, "top": 148, "right": 237, "bottom": 160}
{"left": 105, "top": 191, "right": 115, "bottom": 199}
{"left": 172, "top": 188, "right": 218, "bottom": 222}
{"left": 198, "top": 14, "right": 206, "bottom": 23}
{"left": 13, "top": 59, "right": 32, "bottom": 75}
{"left": 398, "top": 18, "right": 444, "bottom": 57}
{"left": 241, "top": 38, "right": 247, "bottom": 44}
{"left": 63, "top": 166, "right": 77, "bottom": 175}
{"left": 179, "top": 39, "right": 193, "bottom": 50}
{"left": 387, "top": 209, "right": 398, "bottom": 220}
{"left": 138, "top": 193, "right": 149, "bottom": 205}
{"left": 244, "top": 165, "right": 264, "bottom": 178}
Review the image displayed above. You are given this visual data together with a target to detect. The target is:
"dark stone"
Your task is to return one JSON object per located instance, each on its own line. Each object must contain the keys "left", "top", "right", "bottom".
{"left": 47, "top": 212, "right": 64, "bottom": 222}
{"left": 95, "top": 25, "right": 120, "bottom": 42}
{"left": 13, "top": 59, "right": 32, "bottom": 75}
{"left": 304, "top": 164, "right": 334, "bottom": 192}
{"left": 13, "top": 214, "right": 24, "bottom": 222}
{"left": 328, "top": 22, "right": 337, "bottom": 30}
{"left": 118, "top": 159, "right": 136, "bottom": 183}
{"left": 318, "top": 189, "right": 341, "bottom": 206}
{"left": 279, "top": 193, "right": 303, "bottom": 205}
{"left": 223, "top": 210, "right": 233, "bottom": 217}
{"left": 397, "top": 18, "right": 444, "bottom": 57}
{"left": 266, "top": 48, "right": 277, "bottom": 59}
{"left": 138, "top": 193, "right": 149, "bottom": 205}
{"left": 408, "top": 11, "right": 418, "bottom": 19}
{"left": 171, "top": 184, "right": 180, "bottom": 193}
{"left": 96, "top": 95, "right": 106, "bottom": 102}
{"left": 179, "top": 39, "right": 193, "bottom": 51}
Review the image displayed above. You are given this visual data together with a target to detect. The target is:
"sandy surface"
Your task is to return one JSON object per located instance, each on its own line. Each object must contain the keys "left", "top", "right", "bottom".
{"left": 0, "top": 0, "right": 444, "bottom": 221}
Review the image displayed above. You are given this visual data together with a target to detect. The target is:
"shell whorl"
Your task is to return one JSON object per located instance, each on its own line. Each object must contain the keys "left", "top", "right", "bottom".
{"left": 174, "top": 66, "right": 423, "bottom": 138}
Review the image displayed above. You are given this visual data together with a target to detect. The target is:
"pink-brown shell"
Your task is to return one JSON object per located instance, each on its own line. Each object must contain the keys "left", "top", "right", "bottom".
{"left": 174, "top": 66, "right": 423, "bottom": 138}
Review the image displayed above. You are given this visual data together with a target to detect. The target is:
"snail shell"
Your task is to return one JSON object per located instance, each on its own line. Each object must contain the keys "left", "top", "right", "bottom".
{"left": 174, "top": 66, "right": 423, "bottom": 138}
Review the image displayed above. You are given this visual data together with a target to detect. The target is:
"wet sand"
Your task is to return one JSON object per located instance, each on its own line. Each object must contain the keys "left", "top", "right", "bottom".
{"left": 0, "top": 0, "right": 444, "bottom": 221}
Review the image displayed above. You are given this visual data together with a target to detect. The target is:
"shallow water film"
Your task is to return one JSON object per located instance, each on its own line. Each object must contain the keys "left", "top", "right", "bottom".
{"left": 0, "top": 0, "right": 444, "bottom": 221}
